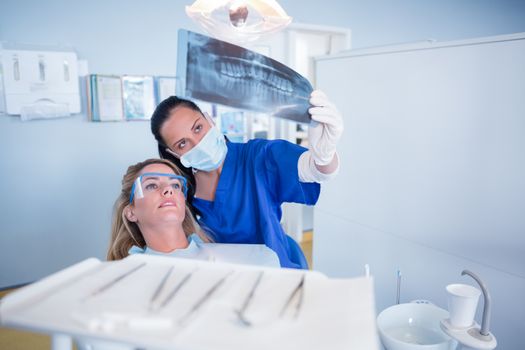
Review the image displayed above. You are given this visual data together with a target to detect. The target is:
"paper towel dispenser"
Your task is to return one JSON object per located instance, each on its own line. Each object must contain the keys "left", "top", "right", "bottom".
{"left": 0, "top": 49, "right": 81, "bottom": 118}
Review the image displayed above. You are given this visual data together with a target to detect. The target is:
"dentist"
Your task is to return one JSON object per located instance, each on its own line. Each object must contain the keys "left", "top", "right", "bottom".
{"left": 150, "top": 90, "right": 343, "bottom": 269}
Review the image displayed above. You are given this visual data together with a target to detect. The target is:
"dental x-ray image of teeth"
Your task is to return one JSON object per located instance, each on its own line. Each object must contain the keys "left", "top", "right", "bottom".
{"left": 176, "top": 30, "right": 313, "bottom": 124}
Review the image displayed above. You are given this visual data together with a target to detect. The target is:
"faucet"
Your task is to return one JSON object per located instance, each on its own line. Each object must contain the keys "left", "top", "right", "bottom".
{"left": 461, "top": 270, "right": 491, "bottom": 336}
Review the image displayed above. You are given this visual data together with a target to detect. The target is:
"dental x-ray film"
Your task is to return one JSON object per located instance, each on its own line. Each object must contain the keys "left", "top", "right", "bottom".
{"left": 176, "top": 29, "right": 313, "bottom": 123}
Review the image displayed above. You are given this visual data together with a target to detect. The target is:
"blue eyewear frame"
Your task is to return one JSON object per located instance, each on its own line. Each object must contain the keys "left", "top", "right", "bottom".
{"left": 129, "top": 172, "right": 188, "bottom": 204}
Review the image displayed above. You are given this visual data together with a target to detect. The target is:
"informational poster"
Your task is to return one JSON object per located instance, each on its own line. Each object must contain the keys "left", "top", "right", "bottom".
{"left": 91, "top": 75, "right": 124, "bottom": 122}
{"left": 220, "top": 110, "right": 245, "bottom": 142}
{"left": 122, "top": 76, "right": 155, "bottom": 120}
{"left": 156, "top": 76, "right": 177, "bottom": 104}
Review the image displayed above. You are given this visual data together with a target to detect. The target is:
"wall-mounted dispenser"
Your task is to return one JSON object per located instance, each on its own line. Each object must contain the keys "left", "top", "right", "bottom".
{"left": 0, "top": 48, "right": 80, "bottom": 120}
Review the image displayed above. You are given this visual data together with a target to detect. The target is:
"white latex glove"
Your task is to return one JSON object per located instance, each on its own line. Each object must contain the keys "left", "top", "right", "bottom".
{"left": 308, "top": 90, "right": 344, "bottom": 166}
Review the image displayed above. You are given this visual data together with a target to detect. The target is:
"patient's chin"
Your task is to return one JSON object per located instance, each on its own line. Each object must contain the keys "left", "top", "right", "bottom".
{"left": 158, "top": 211, "right": 185, "bottom": 223}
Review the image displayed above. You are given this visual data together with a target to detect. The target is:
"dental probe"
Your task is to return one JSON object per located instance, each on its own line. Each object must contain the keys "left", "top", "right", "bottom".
{"left": 149, "top": 266, "right": 174, "bottom": 310}
{"left": 85, "top": 262, "right": 147, "bottom": 300}
{"left": 279, "top": 274, "right": 305, "bottom": 319}
{"left": 236, "top": 271, "right": 264, "bottom": 326}
{"left": 156, "top": 269, "right": 196, "bottom": 311}
{"left": 179, "top": 270, "right": 233, "bottom": 325}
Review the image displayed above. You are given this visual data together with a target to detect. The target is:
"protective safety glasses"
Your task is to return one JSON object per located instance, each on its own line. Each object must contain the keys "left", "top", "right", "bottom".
{"left": 129, "top": 172, "right": 188, "bottom": 204}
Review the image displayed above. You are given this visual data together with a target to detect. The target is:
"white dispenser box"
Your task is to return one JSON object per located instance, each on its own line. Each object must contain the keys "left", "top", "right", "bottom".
{"left": 1, "top": 49, "right": 80, "bottom": 117}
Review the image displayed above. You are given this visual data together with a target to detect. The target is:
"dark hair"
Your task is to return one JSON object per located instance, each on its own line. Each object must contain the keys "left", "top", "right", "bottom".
{"left": 151, "top": 96, "right": 203, "bottom": 216}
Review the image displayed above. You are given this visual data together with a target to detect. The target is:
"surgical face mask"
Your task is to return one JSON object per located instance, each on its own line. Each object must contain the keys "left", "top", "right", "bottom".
{"left": 129, "top": 172, "right": 188, "bottom": 204}
{"left": 167, "top": 124, "right": 228, "bottom": 172}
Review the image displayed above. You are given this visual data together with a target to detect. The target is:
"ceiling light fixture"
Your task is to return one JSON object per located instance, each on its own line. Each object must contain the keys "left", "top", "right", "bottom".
{"left": 186, "top": 0, "right": 292, "bottom": 43}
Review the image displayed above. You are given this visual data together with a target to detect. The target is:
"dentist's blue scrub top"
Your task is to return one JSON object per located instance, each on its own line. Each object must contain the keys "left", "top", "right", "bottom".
{"left": 192, "top": 139, "right": 321, "bottom": 269}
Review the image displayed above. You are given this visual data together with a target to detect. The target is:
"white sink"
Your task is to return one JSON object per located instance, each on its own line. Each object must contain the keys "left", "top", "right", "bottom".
{"left": 377, "top": 303, "right": 457, "bottom": 350}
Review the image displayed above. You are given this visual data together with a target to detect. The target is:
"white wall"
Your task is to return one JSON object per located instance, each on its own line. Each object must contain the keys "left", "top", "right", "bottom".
{"left": 0, "top": 114, "right": 157, "bottom": 287}
{"left": 314, "top": 34, "right": 525, "bottom": 349}
{"left": 1, "top": 0, "right": 525, "bottom": 288}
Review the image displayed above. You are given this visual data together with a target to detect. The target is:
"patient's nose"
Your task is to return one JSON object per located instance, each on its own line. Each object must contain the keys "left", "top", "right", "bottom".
{"left": 162, "top": 185, "right": 173, "bottom": 197}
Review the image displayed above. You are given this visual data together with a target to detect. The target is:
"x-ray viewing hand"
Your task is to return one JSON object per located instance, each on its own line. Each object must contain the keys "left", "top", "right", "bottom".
{"left": 308, "top": 90, "right": 344, "bottom": 166}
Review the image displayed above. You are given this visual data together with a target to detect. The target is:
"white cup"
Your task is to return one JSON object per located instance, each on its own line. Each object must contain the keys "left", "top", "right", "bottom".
{"left": 446, "top": 283, "right": 481, "bottom": 328}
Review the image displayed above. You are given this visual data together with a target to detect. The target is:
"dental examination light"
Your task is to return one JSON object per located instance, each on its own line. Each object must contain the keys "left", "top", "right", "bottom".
{"left": 186, "top": 0, "right": 292, "bottom": 43}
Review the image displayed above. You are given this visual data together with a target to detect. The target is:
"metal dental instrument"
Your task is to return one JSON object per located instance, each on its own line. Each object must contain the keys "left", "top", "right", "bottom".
{"left": 279, "top": 274, "right": 305, "bottom": 319}
{"left": 11, "top": 261, "right": 112, "bottom": 314}
{"left": 156, "top": 269, "right": 197, "bottom": 311}
{"left": 294, "top": 276, "right": 305, "bottom": 319}
{"left": 84, "top": 262, "right": 147, "bottom": 300}
{"left": 149, "top": 266, "right": 174, "bottom": 311}
{"left": 236, "top": 271, "right": 264, "bottom": 326}
{"left": 179, "top": 270, "right": 233, "bottom": 325}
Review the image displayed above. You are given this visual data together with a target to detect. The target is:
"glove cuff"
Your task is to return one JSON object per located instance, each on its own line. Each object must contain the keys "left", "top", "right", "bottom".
{"left": 312, "top": 150, "right": 337, "bottom": 166}
{"left": 298, "top": 151, "right": 340, "bottom": 183}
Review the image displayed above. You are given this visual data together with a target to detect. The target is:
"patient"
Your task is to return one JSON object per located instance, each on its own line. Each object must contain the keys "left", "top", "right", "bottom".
{"left": 107, "top": 158, "right": 279, "bottom": 266}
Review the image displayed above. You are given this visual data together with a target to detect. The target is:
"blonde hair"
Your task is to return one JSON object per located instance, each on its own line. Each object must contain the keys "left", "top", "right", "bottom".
{"left": 107, "top": 158, "right": 208, "bottom": 260}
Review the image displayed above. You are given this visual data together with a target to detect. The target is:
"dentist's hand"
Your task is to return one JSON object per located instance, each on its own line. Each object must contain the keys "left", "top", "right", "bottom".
{"left": 308, "top": 90, "right": 344, "bottom": 166}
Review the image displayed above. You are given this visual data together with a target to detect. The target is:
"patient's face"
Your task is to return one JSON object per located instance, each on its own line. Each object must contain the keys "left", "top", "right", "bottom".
{"left": 131, "top": 163, "right": 186, "bottom": 227}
